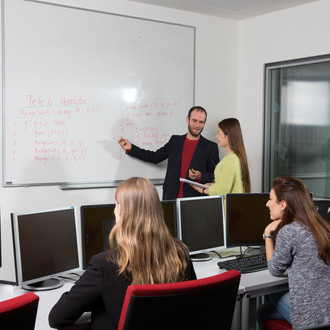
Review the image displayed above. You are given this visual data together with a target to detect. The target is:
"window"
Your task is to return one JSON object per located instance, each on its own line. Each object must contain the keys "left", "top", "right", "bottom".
{"left": 264, "top": 55, "right": 330, "bottom": 198}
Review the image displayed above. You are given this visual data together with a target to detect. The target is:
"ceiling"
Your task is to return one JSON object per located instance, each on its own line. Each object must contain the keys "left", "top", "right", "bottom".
{"left": 129, "top": 0, "right": 319, "bottom": 20}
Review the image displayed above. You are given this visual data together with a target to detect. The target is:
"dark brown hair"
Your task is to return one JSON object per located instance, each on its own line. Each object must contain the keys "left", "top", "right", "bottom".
{"left": 187, "top": 106, "right": 207, "bottom": 122}
{"left": 272, "top": 176, "right": 330, "bottom": 264}
{"left": 218, "top": 118, "right": 251, "bottom": 192}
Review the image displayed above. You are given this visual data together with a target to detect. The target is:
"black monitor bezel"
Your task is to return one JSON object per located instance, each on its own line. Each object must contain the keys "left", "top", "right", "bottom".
{"left": 176, "top": 195, "right": 226, "bottom": 255}
{"left": 160, "top": 199, "right": 178, "bottom": 238}
{"left": 80, "top": 203, "right": 116, "bottom": 269}
{"left": 226, "top": 193, "right": 270, "bottom": 248}
{"left": 11, "top": 206, "right": 80, "bottom": 290}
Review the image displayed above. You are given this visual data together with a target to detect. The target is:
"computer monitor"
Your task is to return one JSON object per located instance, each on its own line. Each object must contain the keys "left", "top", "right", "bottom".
{"left": 11, "top": 206, "right": 80, "bottom": 291}
{"left": 314, "top": 199, "right": 330, "bottom": 224}
{"left": 176, "top": 195, "right": 226, "bottom": 261}
{"left": 81, "top": 204, "right": 116, "bottom": 269}
{"left": 226, "top": 193, "right": 270, "bottom": 253}
{"left": 81, "top": 200, "right": 178, "bottom": 269}
{"left": 160, "top": 199, "right": 178, "bottom": 237}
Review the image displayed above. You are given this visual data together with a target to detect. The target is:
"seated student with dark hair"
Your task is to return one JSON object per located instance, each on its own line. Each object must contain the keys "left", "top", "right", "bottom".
{"left": 257, "top": 176, "right": 330, "bottom": 329}
{"left": 49, "top": 177, "right": 196, "bottom": 330}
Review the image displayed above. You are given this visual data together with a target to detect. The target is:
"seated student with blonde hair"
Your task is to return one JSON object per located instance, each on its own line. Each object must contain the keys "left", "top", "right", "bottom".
{"left": 49, "top": 177, "right": 196, "bottom": 330}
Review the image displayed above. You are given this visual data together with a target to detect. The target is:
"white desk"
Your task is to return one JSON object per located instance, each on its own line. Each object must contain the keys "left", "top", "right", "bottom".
{"left": 0, "top": 253, "right": 288, "bottom": 330}
{"left": 193, "top": 253, "right": 288, "bottom": 330}
{"left": 0, "top": 274, "right": 85, "bottom": 330}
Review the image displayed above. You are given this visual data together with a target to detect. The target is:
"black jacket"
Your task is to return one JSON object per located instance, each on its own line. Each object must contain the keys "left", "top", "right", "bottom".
{"left": 128, "top": 134, "right": 219, "bottom": 200}
{"left": 49, "top": 252, "right": 196, "bottom": 330}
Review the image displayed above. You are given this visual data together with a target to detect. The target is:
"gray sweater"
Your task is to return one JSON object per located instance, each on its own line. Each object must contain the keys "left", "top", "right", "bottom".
{"left": 268, "top": 221, "right": 330, "bottom": 328}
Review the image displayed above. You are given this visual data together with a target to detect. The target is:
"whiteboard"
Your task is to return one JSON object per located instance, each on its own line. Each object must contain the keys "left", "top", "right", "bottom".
{"left": 2, "top": 0, "right": 195, "bottom": 187}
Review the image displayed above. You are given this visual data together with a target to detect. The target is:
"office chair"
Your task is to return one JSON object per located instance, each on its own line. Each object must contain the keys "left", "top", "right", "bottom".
{"left": 263, "top": 319, "right": 330, "bottom": 330}
{"left": 0, "top": 292, "right": 39, "bottom": 330}
{"left": 263, "top": 319, "right": 292, "bottom": 329}
{"left": 314, "top": 199, "right": 330, "bottom": 224}
{"left": 118, "top": 269, "right": 241, "bottom": 330}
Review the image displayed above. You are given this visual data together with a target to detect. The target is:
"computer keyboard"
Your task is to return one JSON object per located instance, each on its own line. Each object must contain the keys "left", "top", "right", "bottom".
{"left": 217, "top": 254, "right": 268, "bottom": 274}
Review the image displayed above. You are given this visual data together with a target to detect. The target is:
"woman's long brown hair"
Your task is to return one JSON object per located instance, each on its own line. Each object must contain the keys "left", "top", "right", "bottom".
{"left": 219, "top": 118, "right": 251, "bottom": 192}
{"left": 272, "top": 176, "right": 330, "bottom": 265}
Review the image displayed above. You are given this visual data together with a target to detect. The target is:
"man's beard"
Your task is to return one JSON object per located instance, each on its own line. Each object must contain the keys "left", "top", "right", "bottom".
{"left": 188, "top": 123, "right": 203, "bottom": 137}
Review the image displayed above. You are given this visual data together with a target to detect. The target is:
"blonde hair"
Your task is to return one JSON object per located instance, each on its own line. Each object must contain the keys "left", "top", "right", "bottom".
{"left": 109, "top": 177, "right": 190, "bottom": 284}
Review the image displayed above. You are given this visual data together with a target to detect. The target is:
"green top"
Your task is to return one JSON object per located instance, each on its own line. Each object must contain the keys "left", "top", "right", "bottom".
{"left": 209, "top": 152, "right": 244, "bottom": 196}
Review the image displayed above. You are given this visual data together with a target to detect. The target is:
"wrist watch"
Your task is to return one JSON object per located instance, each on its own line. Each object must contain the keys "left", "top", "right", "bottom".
{"left": 263, "top": 234, "right": 274, "bottom": 240}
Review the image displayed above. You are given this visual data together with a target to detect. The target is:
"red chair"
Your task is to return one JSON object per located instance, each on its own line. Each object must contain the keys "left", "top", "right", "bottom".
{"left": 118, "top": 270, "right": 241, "bottom": 330}
{"left": 263, "top": 319, "right": 330, "bottom": 330}
{"left": 263, "top": 319, "right": 292, "bottom": 329}
{"left": 0, "top": 292, "right": 39, "bottom": 330}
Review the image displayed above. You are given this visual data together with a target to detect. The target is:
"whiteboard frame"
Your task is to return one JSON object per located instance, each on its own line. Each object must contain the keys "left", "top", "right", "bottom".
{"left": 1, "top": 0, "right": 196, "bottom": 188}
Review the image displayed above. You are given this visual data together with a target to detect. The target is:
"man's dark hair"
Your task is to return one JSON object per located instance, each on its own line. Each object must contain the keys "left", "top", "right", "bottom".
{"left": 187, "top": 106, "right": 207, "bottom": 121}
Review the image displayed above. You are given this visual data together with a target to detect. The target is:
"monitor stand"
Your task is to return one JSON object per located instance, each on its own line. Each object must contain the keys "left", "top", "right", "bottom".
{"left": 245, "top": 246, "right": 266, "bottom": 256}
{"left": 191, "top": 252, "right": 212, "bottom": 262}
{"left": 22, "top": 278, "right": 63, "bottom": 291}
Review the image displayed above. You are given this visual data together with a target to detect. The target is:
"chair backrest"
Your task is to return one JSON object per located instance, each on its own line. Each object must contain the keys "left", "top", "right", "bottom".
{"left": 263, "top": 319, "right": 330, "bottom": 330}
{"left": 118, "top": 269, "right": 241, "bottom": 330}
{"left": 263, "top": 319, "right": 292, "bottom": 330}
{"left": 0, "top": 292, "right": 39, "bottom": 330}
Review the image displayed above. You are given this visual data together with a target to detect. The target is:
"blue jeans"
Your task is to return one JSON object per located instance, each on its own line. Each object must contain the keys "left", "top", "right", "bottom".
{"left": 256, "top": 291, "right": 291, "bottom": 329}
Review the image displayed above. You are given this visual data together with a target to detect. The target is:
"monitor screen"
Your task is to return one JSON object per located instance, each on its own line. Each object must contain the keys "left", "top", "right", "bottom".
{"left": 160, "top": 199, "right": 177, "bottom": 238}
{"left": 314, "top": 199, "right": 330, "bottom": 224}
{"left": 81, "top": 204, "right": 116, "bottom": 269}
{"left": 226, "top": 193, "right": 271, "bottom": 248}
{"left": 81, "top": 200, "right": 177, "bottom": 269}
{"left": 11, "top": 206, "right": 80, "bottom": 291}
{"left": 177, "top": 196, "right": 226, "bottom": 260}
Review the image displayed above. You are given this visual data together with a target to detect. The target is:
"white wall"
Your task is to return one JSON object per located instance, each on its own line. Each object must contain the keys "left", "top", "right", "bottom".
{"left": 0, "top": 0, "right": 237, "bottom": 282}
{"left": 237, "top": 0, "right": 330, "bottom": 191}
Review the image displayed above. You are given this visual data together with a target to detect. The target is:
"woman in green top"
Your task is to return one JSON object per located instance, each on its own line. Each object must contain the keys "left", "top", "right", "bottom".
{"left": 191, "top": 118, "right": 251, "bottom": 195}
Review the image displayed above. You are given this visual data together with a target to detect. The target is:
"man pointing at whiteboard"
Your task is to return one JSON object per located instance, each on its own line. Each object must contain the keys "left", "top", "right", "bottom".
{"left": 118, "top": 106, "right": 219, "bottom": 200}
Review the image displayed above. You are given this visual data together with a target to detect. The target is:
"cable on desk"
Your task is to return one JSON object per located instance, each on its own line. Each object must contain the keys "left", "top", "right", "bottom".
{"left": 211, "top": 250, "right": 223, "bottom": 258}
{"left": 211, "top": 248, "right": 246, "bottom": 259}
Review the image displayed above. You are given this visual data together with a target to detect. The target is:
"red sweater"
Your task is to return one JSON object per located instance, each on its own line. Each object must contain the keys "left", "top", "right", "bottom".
{"left": 177, "top": 138, "right": 199, "bottom": 198}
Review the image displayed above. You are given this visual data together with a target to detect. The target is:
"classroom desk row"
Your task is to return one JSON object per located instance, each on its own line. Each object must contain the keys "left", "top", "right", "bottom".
{"left": 0, "top": 250, "right": 288, "bottom": 330}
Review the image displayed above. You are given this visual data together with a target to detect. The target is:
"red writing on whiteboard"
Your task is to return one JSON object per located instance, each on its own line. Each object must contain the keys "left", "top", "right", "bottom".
{"left": 26, "top": 95, "right": 87, "bottom": 107}
{"left": 60, "top": 96, "right": 87, "bottom": 106}
{"left": 122, "top": 98, "right": 180, "bottom": 112}
{"left": 11, "top": 95, "right": 96, "bottom": 166}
